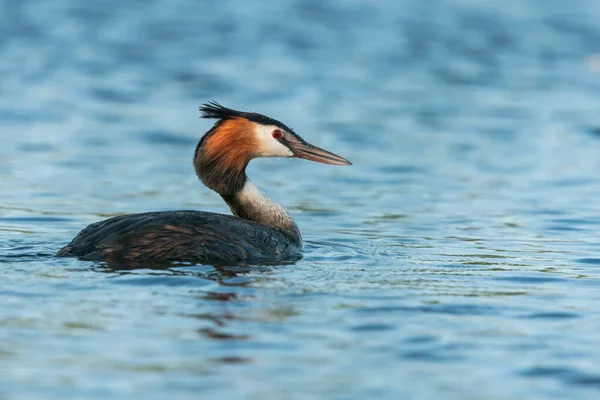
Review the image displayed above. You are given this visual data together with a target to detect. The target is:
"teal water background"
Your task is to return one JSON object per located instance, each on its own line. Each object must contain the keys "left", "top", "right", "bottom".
{"left": 2, "top": 1, "right": 600, "bottom": 398}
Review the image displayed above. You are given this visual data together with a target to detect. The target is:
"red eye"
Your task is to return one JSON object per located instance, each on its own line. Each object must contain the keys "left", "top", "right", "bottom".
{"left": 272, "top": 129, "right": 283, "bottom": 139}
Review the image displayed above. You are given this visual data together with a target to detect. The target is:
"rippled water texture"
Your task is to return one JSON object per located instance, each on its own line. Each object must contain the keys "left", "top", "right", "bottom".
{"left": 2, "top": 0, "right": 600, "bottom": 398}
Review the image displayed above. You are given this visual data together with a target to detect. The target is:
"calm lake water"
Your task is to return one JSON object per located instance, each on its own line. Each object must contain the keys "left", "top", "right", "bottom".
{"left": 2, "top": 0, "right": 600, "bottom": 399}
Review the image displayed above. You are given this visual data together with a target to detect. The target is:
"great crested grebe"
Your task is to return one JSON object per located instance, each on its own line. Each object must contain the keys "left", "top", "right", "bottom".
{"left": 57, "top": 102, "right": 351, "bottom": 263}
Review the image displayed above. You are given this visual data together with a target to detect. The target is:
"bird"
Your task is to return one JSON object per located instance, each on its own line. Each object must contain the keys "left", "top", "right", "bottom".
{"left": 57, "top": 102, "right": 352, "bottom": 264}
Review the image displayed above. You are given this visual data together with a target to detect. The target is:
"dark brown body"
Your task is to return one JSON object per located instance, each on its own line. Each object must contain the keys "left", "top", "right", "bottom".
{"left": 57, "top": 210, "right": 301, "bottom": 263}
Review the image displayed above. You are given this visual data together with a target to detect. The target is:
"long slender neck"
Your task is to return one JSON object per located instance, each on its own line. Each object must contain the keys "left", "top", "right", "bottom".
{"left": 222, "top": 181, "right": 301, "bottom": 245}
{"left": 194, "top": 136, "right": 301, "bottom": 245}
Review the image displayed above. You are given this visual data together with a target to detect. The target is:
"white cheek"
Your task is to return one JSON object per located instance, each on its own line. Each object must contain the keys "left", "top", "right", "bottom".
{"left": 256, "top": 126, "right": 294, "bottom": 157}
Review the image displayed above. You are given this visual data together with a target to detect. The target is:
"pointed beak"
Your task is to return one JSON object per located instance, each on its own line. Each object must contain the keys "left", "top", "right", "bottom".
{"left": 286, "top": 140, "right": 352, "bottom": 166}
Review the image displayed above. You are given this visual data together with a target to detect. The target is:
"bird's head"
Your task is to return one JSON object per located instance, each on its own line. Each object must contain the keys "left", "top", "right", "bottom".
{"left": 194, "top": 102, "right": 351, "bottom": 195}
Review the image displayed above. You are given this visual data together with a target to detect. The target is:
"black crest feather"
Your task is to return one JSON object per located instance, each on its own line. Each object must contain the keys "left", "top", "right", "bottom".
{"left": 199, "top": 101, "right": 294, "bottom": 133}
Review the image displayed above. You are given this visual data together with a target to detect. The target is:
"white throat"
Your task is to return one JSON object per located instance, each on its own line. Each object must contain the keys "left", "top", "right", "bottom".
{"left": 225, "top": 181, "right": 301, "bottom": 244}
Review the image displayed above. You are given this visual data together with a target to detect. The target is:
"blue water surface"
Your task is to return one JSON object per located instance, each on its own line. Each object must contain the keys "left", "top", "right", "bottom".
{"left": 2, "top": 0, "right": 600, "bottom": 399}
